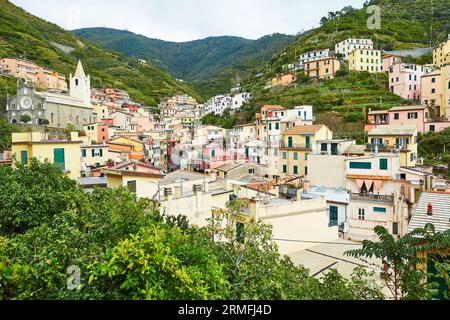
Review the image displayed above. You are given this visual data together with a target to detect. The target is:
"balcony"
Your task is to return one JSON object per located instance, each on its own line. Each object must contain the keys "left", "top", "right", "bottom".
{"left": 280, "top": 142, "right": 312, "bottom": 150}
{"left": 365, "top": 144, "right": 409, "bottom": 152}
{"left": 350, "top": 193, "right": 394, "bottom": 204}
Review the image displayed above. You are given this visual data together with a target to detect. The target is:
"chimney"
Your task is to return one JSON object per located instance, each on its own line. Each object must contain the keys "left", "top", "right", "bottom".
{"left": 427, "top": 203, "right": 433, "bottom": 216}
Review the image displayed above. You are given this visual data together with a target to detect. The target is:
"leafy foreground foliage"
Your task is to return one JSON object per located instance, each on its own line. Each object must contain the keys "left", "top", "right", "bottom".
{"left": 0, "top": 159, "right": 447, "bottom": 300}
{"left": 346, "top": 225, "right": 450, "bottom": 300}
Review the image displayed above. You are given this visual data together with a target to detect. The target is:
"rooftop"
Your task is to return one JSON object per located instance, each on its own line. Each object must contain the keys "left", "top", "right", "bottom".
{"left": 407, "top": 191, "right": 450, "bottom": 233}
{"left": 368, "top": 125, "right": 417, "bottom": 136}
{"left": 283, "top": 124, "right": 325, "bottom": 135}
{"left": 389, "top": 105, "right": 428, "bottom": 112}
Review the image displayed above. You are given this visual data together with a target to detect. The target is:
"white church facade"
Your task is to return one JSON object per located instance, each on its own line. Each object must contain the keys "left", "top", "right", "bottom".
{"left": 6, "top": 60, "right": 94, "bottom": 130}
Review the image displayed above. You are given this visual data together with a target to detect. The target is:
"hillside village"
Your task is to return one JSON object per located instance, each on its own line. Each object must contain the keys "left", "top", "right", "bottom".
{"left": 0, "top": 0, "right": 449, "bottom": 302}
{"left": 1, "top": 34, "right": 449, "bottom": 253}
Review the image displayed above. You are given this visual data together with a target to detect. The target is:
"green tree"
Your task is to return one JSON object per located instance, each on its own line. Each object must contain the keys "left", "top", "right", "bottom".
{"left": 345, "top": 224, "right": 450, "bottom": 300}
{"left": 0, "top": 117, "right": 20, "bottom": 152}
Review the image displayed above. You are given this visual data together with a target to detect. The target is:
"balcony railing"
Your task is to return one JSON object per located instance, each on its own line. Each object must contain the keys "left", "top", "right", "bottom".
{"left": 365, "top": 144, "right": 409, "bottom": 152}
{"left": 280, "top": 142, "right": 312, "bottom": 150}
{"left": 350, "top": 193, "right": 394, "bottom": 204}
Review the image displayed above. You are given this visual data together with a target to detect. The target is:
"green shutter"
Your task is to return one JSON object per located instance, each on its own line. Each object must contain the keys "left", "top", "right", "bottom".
{"left": 82, "top": 149, "right": 86, "bottom": 157}
{"left": 92, "top": 149, "right": 95, "bottom": 157}
{"left": 99, "top": 149, "right": 103, "bottom": 157}
{"left": 20, "top": 150, "right": 28, "bottom": 164}
{"left": 373, "top": 207, "right": 387, "bottom": 213}
{"left": 329, "top": 206, "right": 338, "bottom": 226}
{"left": 349, "top": 162, "right": 372, "bottom": 169}
{"left": 293, "top": 165, "right": 298, "bottom": 174}
{"left": 380, "top": 159, "right": 388, "bottom": 170}
{"left": 283, "top": 165, "right": 287, "bottom": 173}
{"left": 54, "top": 148, "right": 65, "bottom": 170}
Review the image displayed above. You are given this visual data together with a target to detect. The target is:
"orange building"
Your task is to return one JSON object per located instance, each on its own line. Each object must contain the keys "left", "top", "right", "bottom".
{"left": 304, "top": 57, "right": 341, "bottom": 80}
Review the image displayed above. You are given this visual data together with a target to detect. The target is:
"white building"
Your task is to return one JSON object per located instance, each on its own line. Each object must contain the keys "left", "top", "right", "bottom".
{"left": 231, "top": 92, "right": 252, "bottom": 111}
{"left": 298, "top": 49, "right": 331, "bottom": 69}
{"left": 335, "top": 38, "right": 374, "bottom": 59}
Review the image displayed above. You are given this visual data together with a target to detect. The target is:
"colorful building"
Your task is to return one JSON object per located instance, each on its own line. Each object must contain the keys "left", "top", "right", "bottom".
{"left": 433, "top": 37, "right": 450, "bottom": 68}
{"left": 348, "top": 48, "right": 382, "bottom": 73}
{"left": 388, "top": 63, "right": 432, "bottom": 101}
{"left": 380, "top": 53, "right": 402, "bottom": 72}
{"left": 270, "top": 73, "right": 297, "bottom": 87}
{"left": 344, "top": 154, "right": 410, "bottom": 241}
{"left": 0, "top": 57, "right": 67, "bottom": 90}
{"left": 304, "top": 57, "right": 341, "bottom": 80}
{"left": 366, "top": 125, "right": 418, "bottom": 167}
{"left": 279, "top": 124, "right": 333, "bottom": 178}
{"left": 421, "top": 66, "right": 450, "bottom": 119}
{"left": 335, "top": 38, "right": 374, "bottom": 59}
{"left": 11, "top": 131, "right": 82, "bottom": 180}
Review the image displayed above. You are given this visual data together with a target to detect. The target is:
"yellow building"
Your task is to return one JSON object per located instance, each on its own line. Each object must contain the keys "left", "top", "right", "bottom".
{"left": 11, "top": 131, "right": 82, "bottom": 180}
{"left": 105, "top": 161, "right": 164, "bottom": 199}
{"left": 348, "top": 48, "right": 382, "bottom": 73}
{"left": 304, "top": 57, "right": 341, "bottom": 80}
{"left": 366, "top": 125, "right": 418, "bottom": 167}
{"left": 279, "top": 124, "right": 333, "bottom": 178}
{"left": 421, "top": 66, "right": 450, "bottom": 118}
{"left": 433, "top": 38, "right": 450, "bottom": 68}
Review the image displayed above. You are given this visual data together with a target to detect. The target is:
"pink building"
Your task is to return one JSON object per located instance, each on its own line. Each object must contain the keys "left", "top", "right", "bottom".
{"left": 365, "top": 105, "right": 433, "bottom": 133}
{"left": 380, "top": 54, "right": 401, "bottom": 72}
{"left": 194, "top": 145, "right": 234, "bottom": 171}
{"left": 388, "top": 63, "right": 431, "bottom": 101}
{"left": 130, "top": 116, "right": 157, "bottom": 133}
{"left": 97, "top": 124, "right": 109, "bottom": 143}
{"left": 0, "top": 57, "right": 66, "bottom": 90}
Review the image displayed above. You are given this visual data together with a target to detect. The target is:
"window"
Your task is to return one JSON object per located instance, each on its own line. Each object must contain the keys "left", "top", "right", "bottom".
{"left": 431, "top": 77, "right": 436, "bottom": 83}
{"left": 349, "top": 162, "right": 372, "bottom": 169}
{"left": 53, "top": 148, "right": 65, "bottom": 170}
{"left": 211, "top": 150, "right": 215, "bottom": 157}
{"left": 380, "top": 158, "right": 388, "bottom": 170}
{"left": 283, "top": 152, "right": 287, "bottom": 160}
{"left": 358, "top": 208, "right": 365, "bottom": 220}
{"left": 431, "top": 88, "right": 436, "bottom": 94}
{"left": 321, "top": 143, "right": 327, "bottom": 152}
{"left": 293, "top": 165, "right": 298, "bottom": 175}
{"left": 20, "top": 150, "right": 27, "bottom": 164}
{"left": 407, "top": 112, "right": 418, "bottom": 119}
{"left": 329, "top": 206, "right": 338, "bottom": 227}
{"left": 305, "top": 166, "right": 308, "bottom": 175}
{"left": 275, "top": 122, "right": 279, "bottom": 130}
{"left": 374, "top": 207, "right": 387, "bottom": 213}
{"left": 282, "top": 165, "right": 287, "bottom": 173}
{"left": 127, "top": 180, "right": 137, "bottom": 194}
{"left": 305, "top": 153, "right": 309, "bottom": 161}
{"left": 236, "top": 222, "right": 245, "bottom": 243}
{"left": 430, "top": 125, "right": 436, "bottom": 132}
{"left": 392, "top": 222, "right": 398, "bottom": 235}
{"left": 294, "top": 152, "right": 298, "bottom": 160}
{"left": 82, "top": 149, "right": 86, "bottom": 157}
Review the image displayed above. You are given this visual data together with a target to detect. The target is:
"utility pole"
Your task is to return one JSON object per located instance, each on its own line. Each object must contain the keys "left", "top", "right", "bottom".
{"left": 430, "top": 0, "right": 434, "bottom": 46}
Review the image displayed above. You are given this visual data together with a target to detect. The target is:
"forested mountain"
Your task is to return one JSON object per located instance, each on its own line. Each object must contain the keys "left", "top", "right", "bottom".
{"left": 0, "top": 0, "right": 201, "bottom": 107}
{"left": 73, "top": 27, "right": 294, "bottom": 97}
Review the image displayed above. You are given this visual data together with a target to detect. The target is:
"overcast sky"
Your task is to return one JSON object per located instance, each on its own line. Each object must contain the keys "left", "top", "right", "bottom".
{"left": 11, "top": 0, "right": 365, "bottom": 42}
